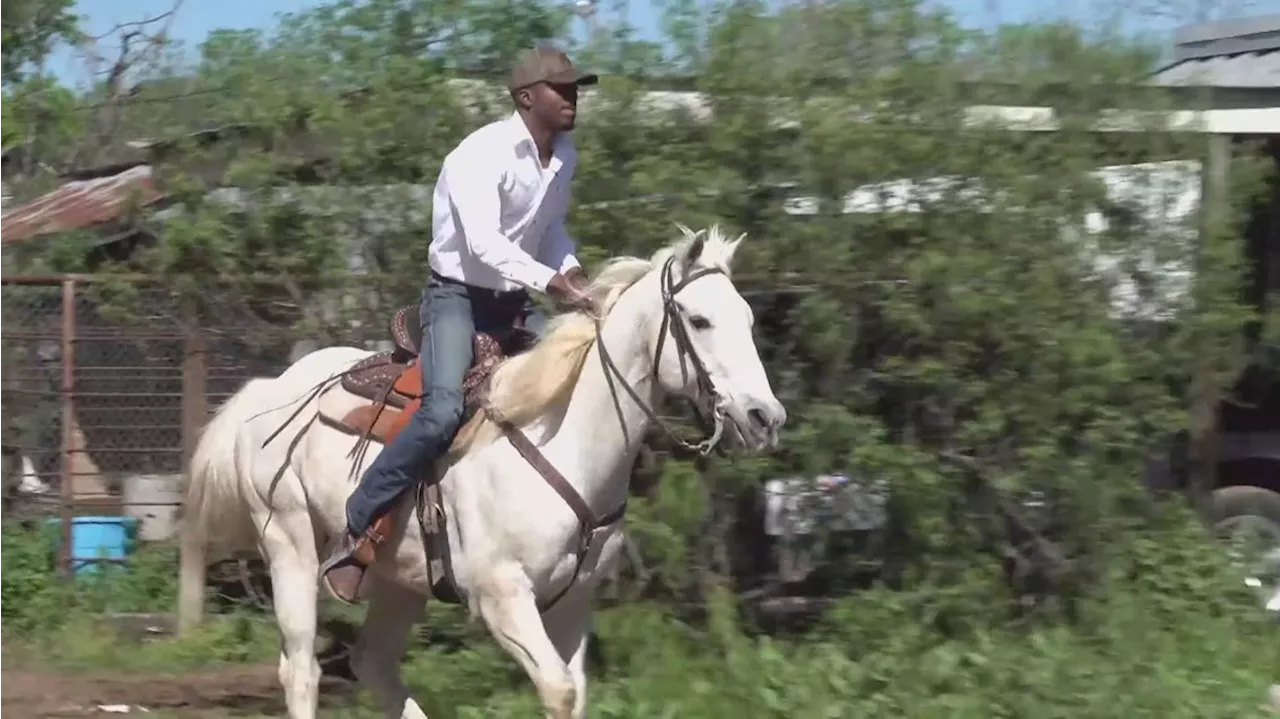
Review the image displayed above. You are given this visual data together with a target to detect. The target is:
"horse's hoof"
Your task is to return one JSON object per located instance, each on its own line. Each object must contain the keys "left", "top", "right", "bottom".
{"left": 539, "top": 679, "right": 576, "bottom": 719}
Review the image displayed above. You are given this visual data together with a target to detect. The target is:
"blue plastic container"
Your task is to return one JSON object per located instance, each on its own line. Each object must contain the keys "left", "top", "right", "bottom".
{"left": 45, "top": 516, "right": 138, "bottom": 575}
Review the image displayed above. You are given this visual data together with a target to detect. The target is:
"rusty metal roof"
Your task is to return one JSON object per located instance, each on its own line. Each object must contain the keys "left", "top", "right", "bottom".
{"left": 0, "top": 164, "right": 165, "bottom": 243}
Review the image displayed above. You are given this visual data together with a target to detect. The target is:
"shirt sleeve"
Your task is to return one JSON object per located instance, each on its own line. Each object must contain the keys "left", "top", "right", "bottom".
{"left": 446, "top": 154, "right": 558, "bottom": 292}
{"left": 539, "top": 216, "right": 581, "bottom": 274}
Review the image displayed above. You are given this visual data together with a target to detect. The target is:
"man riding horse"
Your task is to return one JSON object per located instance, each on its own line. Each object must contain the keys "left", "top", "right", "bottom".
{"left": 320, "top": 46, "right": 599, "bottom": 603}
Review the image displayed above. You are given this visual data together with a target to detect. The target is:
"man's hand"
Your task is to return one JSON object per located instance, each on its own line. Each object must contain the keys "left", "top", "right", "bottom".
{"left": 564, "top": 267, "right": 589, "bottom": 293}
{"left": 547, "top": 271, "right": 594, "bottom": 313}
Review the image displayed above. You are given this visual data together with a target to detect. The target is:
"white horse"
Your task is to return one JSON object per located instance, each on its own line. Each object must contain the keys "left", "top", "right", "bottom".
{"left": 180, "top": 225, "right": 786, "bottom": 719}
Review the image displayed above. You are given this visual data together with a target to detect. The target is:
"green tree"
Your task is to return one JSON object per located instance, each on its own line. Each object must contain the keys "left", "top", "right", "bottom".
{"left": 1, "top": 0, "right": 83, "bottom": 185}
{"left": 1, "top": 0, "right": 81, "bottom": 85}
{"left": 4, "top": 3, "right": 1275, "bottom": 713}
{"left": 11, "top": 0, "right": 1261, "bottom": 549}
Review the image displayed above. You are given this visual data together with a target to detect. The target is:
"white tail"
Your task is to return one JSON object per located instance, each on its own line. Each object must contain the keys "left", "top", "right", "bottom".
{"left": 179, "top": 377, "right": 275, "bottom": 632}
{"left": 181, "top": 377, "right": 274, "bottom": 553}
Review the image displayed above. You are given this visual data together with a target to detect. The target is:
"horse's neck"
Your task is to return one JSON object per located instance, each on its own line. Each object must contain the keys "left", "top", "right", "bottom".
{"left": 545, "top": 280, "right": 661, "bottom": 510}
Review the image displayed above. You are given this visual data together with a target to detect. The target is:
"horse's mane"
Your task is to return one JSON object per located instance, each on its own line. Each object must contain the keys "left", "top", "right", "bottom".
{"left": 449, "top": 224, "right": 743, "bottom": 455}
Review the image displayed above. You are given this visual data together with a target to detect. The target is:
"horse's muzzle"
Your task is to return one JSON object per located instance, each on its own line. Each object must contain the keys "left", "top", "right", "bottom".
{"left": 727, "top": 397, "right": 785, "bottom": 452}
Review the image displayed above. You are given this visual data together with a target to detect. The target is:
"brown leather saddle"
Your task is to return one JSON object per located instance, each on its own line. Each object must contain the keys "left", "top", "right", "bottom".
{"left": 324, "top": 304, "right": 537, "bottom": 606}
{"left": 335, "top": 305, "right": 536, "bottom": 445}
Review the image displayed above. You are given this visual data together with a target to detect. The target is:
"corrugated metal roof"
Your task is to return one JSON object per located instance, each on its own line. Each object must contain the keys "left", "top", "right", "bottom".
{"left": 1151, "top": 48, "right": 1280, "bottom": 88}
{"left": 0, "top": 164, "right": 164, "bottom": 243}
{"left": 1153, "top": 14, "right": 1280, "bottom": 89}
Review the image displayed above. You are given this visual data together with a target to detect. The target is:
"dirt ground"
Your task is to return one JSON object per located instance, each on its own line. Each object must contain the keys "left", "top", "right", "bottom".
{"left": 1, "top": 666, "right": 355, "bottom": 718}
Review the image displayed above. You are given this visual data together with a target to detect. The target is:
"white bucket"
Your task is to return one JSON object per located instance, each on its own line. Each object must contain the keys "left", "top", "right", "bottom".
{"left": 121, "top": 474, "right": 184, "bottom": 542}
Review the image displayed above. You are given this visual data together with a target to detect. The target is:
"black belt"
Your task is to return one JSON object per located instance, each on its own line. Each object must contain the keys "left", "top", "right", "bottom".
{"left": 430, "top": 271, "right": 528, "bottom": 302}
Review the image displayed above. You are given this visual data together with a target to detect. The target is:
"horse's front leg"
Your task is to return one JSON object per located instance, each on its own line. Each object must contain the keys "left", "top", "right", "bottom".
{"left": 351, "top": 577, "right": 428, "bottom": 719}
{"left": 543, "top": 587, "right": 593, "bottom": 719}
{"left": 476, "top": 561, "right": 576, "bottom": 719}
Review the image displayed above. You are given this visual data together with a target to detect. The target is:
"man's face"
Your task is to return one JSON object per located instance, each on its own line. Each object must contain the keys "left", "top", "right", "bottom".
{"left": 524, "top": 81, "right": 579, "bottom": 132}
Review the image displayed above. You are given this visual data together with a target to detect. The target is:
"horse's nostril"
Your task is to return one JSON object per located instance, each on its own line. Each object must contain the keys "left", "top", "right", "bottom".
{"left": 748, "top": 408, "right": 769, "bottom": 430}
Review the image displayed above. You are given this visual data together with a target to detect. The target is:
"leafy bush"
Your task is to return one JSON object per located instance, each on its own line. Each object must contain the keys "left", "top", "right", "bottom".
{"left": 3, "top": 0, "right": 1277, "bottom": 714}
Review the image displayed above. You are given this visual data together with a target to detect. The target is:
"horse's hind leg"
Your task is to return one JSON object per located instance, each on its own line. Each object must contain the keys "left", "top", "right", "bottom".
{"left": 259, "top": 508, "right": 322, "bottom": 719}
{"left": 351, "top": 577, "right": 428, "bottom": 719}
{"left": 477, "top": 561, "right": 576, "bottom": 719}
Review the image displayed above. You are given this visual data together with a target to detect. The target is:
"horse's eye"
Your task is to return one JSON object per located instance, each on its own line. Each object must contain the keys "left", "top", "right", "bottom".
{"left": 689, "top": 315, "right": 711, "bottom": 330}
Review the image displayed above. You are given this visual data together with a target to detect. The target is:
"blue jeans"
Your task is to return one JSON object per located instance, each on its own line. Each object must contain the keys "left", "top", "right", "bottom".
{"left": 345, "top": 276, "right": 546, "bottom": 535}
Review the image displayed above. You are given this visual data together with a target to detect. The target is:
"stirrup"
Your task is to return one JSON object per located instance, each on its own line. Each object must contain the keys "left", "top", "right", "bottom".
{"left": 319, "top": 534, "right": 368, "bottom": 604}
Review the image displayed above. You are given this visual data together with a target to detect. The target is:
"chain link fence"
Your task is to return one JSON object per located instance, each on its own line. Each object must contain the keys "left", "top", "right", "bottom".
{"left": 0, "top": 274, "right": 472, "bottom": 585}
{"left": 1, "top": 276, "right": 284, "bottom": 577}
{"left": 2, "top": 279, "right": 66, "bottom": 526}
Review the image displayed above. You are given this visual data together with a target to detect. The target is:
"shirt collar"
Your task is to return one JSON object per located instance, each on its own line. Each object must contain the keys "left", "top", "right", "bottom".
{"left": 507, "top": 111, "right": 572, "bottom": 172}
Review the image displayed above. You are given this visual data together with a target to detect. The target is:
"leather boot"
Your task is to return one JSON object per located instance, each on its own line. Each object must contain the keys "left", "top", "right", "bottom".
{"left": 319, "top": 532, "right": 369, "bottom": 605}
{"left": 319, "top": 513, "right": 393, "bottom": 604}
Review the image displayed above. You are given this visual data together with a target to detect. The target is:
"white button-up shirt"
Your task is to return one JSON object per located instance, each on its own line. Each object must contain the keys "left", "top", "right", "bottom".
{"left": 428, "top": 112, "right": 581, "bottom": 293}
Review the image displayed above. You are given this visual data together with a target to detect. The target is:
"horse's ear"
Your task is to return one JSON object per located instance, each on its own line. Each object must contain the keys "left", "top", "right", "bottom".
{"left": 726, "top": 232, "right": 746, "bottom": 262}
{"left": 675, "top": 222, "right": 706, "bottom": 266}
{"left": 685, "top": 234, "right": 705, "bottom": 265}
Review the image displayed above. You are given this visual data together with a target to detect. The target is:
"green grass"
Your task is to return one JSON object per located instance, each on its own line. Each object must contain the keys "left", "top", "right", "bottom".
{"left": 3, "top": 611, "right": 280, "bottom": 674}
{"left": 10, "top": 587, "right": 1273, "bottom": 719}
{"left": 381, "top": 590, "right": 1277, "bottom": 719}
{"left": 4, "top": 518, "right": 1277, "bottom": 718}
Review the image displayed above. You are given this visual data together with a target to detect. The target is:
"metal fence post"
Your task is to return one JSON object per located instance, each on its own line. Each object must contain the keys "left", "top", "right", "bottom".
{"left": 177, "top": 316, "right": 208, "bottom": 633}
{"left": 1188, "top": 132, "right": 1233, "bottom": 518}
{"left": 58, "top": 277, "right": 77, "bottom": 578}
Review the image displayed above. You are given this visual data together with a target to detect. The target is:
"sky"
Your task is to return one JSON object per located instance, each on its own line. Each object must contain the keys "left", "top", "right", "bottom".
{"left": 48, "top": 0, "right": 1278, "bottom": 88}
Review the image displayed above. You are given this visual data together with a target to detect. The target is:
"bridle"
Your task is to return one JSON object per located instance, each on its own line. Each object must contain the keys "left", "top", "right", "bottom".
{"left": 445, "top": 254, "right": 735, "bottom": 613}
{"left": 594, "top": 255, "right": 729, "bottom": 456}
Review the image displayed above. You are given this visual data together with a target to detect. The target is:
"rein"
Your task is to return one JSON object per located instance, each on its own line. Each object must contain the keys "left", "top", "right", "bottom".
{"left": 593, "top": 256, "right": 728, "bottom": 456}
{"left": 480, "top": 255, "right": 729, "bottom": 611}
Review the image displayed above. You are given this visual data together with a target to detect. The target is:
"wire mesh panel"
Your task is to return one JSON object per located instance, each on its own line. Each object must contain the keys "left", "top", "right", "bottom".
{"left": 72, "top": 283, "right": 188, "bottom": 477}
{"left": 2, "top": 278, "right": 222, "bottom": 554}
{"left": 1, "top": 278, "right": 66, "bottom": 521}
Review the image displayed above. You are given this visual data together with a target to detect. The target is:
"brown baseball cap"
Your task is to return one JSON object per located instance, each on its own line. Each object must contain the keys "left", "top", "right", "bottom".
{"left": 508, "top": 46, "right": 599, "bottom": 92}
